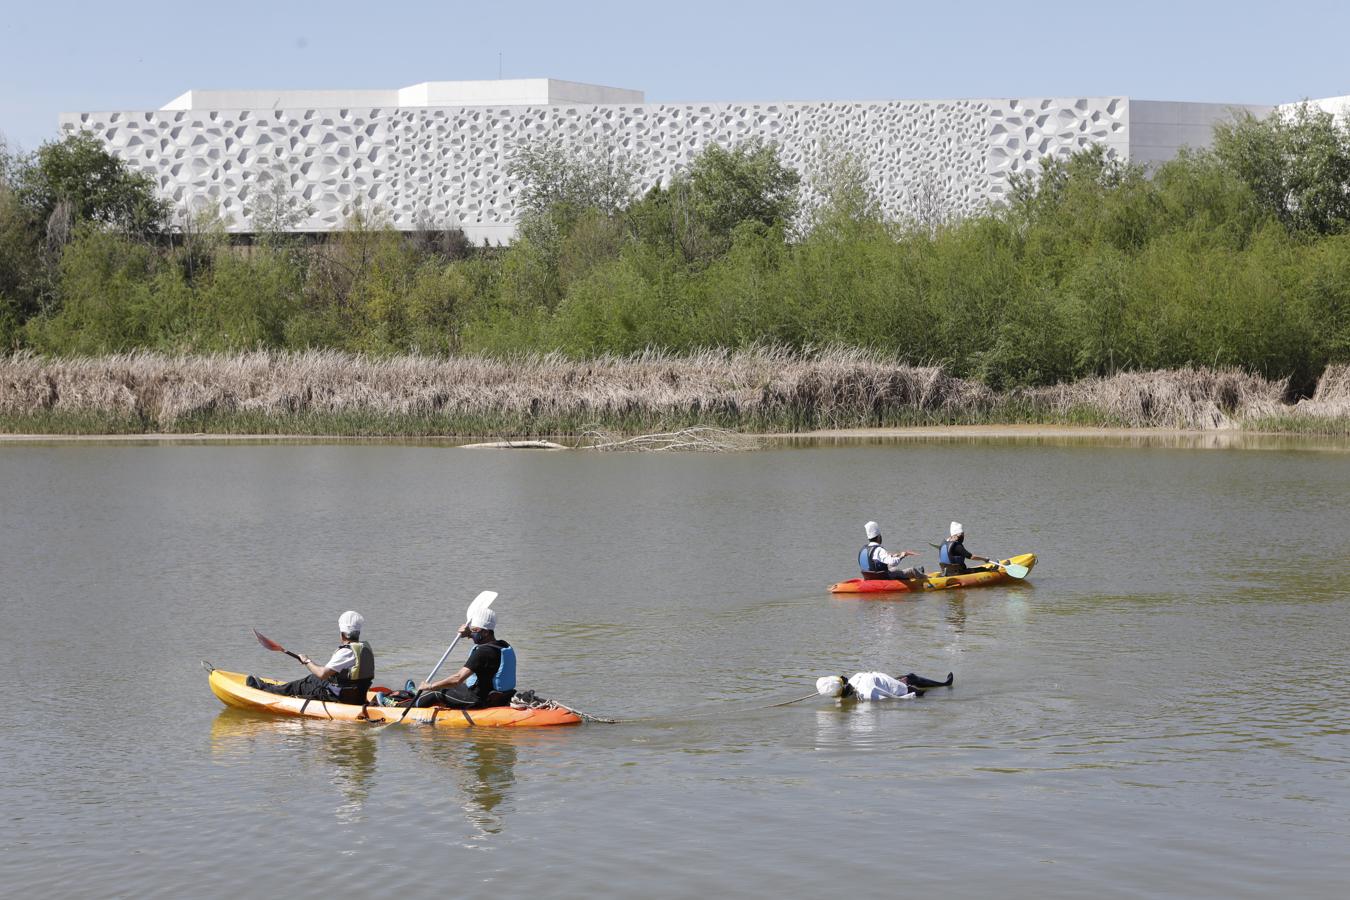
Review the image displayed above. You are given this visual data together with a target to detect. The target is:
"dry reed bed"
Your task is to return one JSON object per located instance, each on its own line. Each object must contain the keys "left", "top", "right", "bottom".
{"left": 1304, "top": 363, "right": 1350, "bottom": 407}
{"left": 0, "top": 350, "right": 1344, "bottom": 434}
{"left": 1014, "top": 368, "right": 1287, "bottom": 429}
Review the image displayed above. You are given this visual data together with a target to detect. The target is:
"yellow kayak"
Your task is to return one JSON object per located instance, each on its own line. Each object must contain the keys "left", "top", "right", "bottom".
{"left": 206, "top": 668, "right": 582, "bottom": 727}
{"left": 829, "top": 553, "right": 1037, "bottom": 595}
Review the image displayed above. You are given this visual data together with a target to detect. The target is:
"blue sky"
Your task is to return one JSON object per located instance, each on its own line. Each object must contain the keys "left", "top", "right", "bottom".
{"left": 3, "top": 0, "right": 1347, "bottom": 151}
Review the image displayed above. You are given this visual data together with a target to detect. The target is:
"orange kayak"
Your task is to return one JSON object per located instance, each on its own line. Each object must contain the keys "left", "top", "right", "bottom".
{"left": 206, "top": 667, "right": 582, "bottom": 727}
{"left": 829, "top": 553, "right": 1037, "bottom": 595}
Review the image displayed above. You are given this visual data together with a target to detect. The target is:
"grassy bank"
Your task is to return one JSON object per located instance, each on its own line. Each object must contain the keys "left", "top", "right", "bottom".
{"left": 3, "top": 350, "right": 1346, "bottom": 438}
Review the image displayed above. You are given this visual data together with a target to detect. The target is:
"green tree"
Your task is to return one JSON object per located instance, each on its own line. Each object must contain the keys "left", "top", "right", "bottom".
{"left": 193, "top": 248, "right": 302, "bottom": 351}
{"left": 13, "top": 131, "right": 170, "bottom": 238}
{"left": 26, "top": 226, "right": 187, "bottom": 354}
{"left": 1212, "top": 103, "right": 1350, "bottom": 236}
{"left": 688, "top": 139, "right": 801, "bottom": 244}
{"left": 508, "top": 137, "right": 637, "bottom": 225}
{"left": 503, "top": 137, "right": 638, "bottom": 306}
{"left": 804, "top": 143, "right": 883, "bottom": 237}
{"left": 246, "top": 166, "right": 316, "bottom": 248}
{"left": 626, "top": 140, "right": 802, "bottom": 264}
{"left": 0, "top": 175, "right": 44, "bottom": 347}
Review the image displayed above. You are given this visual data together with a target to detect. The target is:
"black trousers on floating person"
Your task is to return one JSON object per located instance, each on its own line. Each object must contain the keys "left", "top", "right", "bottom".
{"left": 901, "top": 672, "right": 954, "bottom": 689}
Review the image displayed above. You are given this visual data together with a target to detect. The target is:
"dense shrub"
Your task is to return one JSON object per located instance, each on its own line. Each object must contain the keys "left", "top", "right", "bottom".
{"left": 6, "top": 110, "right": 1350, "bottom": 392}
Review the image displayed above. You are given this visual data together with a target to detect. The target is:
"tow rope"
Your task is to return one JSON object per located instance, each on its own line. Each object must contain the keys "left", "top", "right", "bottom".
{"left": 511, "top": 689, "right": 618, "bottom": 724}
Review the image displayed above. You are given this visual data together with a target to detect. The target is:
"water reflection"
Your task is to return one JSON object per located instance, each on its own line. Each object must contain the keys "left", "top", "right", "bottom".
{"left": 323, "top": 727, "right": 378, "bottom": 825}
{"left": 770, "top": 430, "right": 1350, "bottom": 451}
{"left": 945, "top": 596, "right": 967, "bottom": 635}
{"left": 812, "top": 702, "right": 916, "bottom": 748}
{"left": 209, "top": 710, "right": 378, "bottom": 823}
{"left": 409, "top": 730, "right": 519, "bottom": 837}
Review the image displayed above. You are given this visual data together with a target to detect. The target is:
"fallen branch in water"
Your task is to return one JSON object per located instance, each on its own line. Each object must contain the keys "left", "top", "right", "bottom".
{"left": 459, "top": 439, "right": 568, "bottom": 450}
{"left": 576, "top": 426, "right": 756, "bottom": 452}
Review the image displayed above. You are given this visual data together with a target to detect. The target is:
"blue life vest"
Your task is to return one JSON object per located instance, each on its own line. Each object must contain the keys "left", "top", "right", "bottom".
{"left": 465, "top": 644, "right": 517, "bottom": 693}
{"left": 859, "top": 543, "right": 887, "bottom": 574}
{"left": 939, "top": 540, "right": 953, "bottom": 565}
{"left": 492, "top": 645, "right": 517, "bottom": 692}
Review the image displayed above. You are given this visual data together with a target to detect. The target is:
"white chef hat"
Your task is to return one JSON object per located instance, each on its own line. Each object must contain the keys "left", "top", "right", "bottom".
{"left": 338, "top": 610, "right": 364, "bottom": 636}
{"left": 949, "top": 521, "right": 964, "bottom": 537}
{"left": 865, "top": 521, "right": 881, "bottom": 539}
{"left": 469, "top": 607, "right": 497, "bottom": 630}
{"left": 816, "top": 675, "right": 847, "bottom": 697}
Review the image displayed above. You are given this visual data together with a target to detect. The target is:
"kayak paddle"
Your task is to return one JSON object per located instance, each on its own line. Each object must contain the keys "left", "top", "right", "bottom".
{"left": 424, "top": 590, "right": 498, "bottom": 686}
{"left": 253, "top": 628, "right": 305, "bottom": 664}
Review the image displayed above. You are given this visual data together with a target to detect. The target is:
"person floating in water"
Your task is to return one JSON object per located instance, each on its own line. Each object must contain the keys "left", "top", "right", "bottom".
{"left": 816, "top": 670, "right": 954, "bottom": 700}
{"left": 858, "top": 520, "right": 925, "bottom": 581}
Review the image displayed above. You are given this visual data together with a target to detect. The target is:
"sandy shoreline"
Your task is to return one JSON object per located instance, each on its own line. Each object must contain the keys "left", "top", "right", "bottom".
{"left": 776, "top": 424, "right": 1210, "bottom": 439}
{"left": 2, "top": 423, "right": 1346, "bottom": 450}
{"left": 0, "top": 424, "right": 1197, "bottom": 442}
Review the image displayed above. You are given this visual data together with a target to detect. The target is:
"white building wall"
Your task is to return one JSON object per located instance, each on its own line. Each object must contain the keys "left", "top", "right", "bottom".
{"left": 1280, "top": 94, "right": 1350, "bottom": 124}
{"left": 1128, "top": 100, "right": 1273, "bottom": 168}
{"left": 62, "top": 96, "right": 1136, "bottom": 241}
{"left": 66, "top": 85, "right": 1306, "bottom": 241}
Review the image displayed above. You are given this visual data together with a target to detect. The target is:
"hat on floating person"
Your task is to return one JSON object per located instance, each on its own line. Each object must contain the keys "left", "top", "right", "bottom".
{"left": 469, "top": 607, "right": 497, "bottom": 631}
{"left": 338, "top": 610, "right": 364, "bottom": 636}
{"left": 949, "top": 522, "right": 964, "bottom": 538}
{"left": 865, "top": 521, "right": 881, "bottom": 540}
{"left": 816, "top": 675, "right": 847, "bottom": 697}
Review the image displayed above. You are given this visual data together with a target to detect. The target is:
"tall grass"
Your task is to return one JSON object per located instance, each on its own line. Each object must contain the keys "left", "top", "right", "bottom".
{"left": 2, "top": 350, "right": 1344, "bottom": 437}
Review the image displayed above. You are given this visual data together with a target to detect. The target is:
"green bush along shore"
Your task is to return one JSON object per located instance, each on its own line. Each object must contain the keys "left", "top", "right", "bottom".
{"left": 3, "top": 106, "right": 1350, "bottom": 435}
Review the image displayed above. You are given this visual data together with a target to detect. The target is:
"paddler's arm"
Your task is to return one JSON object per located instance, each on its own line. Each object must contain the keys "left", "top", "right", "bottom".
{"left": 295, "top": 654, "right": 339, "bottom": 681}
{"left": 952, "top": 539, "right": 989, "bottom": 564}
{"left": 419, "top": 665, "right": 473, "bottom": 693}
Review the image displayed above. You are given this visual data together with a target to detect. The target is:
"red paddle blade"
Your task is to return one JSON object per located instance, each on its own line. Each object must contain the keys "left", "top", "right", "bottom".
{"left": 252, "top": 628, "right": 287, "bottom": 653}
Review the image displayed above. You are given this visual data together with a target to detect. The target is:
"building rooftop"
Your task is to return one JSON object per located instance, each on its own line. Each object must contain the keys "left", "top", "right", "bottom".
{"left": 160, "top": 78, "right": 645, "bottom": 111}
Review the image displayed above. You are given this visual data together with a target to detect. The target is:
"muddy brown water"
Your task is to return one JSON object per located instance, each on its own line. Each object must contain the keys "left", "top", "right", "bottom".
{"left": 2, "top": 438, "right": 1348, "bottom": 898}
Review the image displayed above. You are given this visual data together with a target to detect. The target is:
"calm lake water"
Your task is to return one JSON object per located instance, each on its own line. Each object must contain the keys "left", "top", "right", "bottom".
{"left": 2, "top": 438, "right": 1348, "bottom": 898}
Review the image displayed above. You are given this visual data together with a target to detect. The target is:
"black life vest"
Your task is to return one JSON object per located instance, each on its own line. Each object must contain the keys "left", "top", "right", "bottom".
{"left": 333, "top": 640, "right": 375, "bottom": 703}
{"left": 464, "top": 641, "right": 516, "bottom": 707}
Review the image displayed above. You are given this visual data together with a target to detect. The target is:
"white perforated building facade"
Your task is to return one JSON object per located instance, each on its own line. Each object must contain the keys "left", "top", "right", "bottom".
{"left": 60, "top": 79, "right": 1289, "bottom": 241}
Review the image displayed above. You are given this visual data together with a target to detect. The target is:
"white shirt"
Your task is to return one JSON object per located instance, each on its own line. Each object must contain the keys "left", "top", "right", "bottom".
{"left": 319, "top": 646, "right": 358, "bottom": 697}
{"left": 865, "top": 542, "right": 909, "bottom": 570}
{"left": 847, "top": 672, "right": 916, "bottom": 700}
